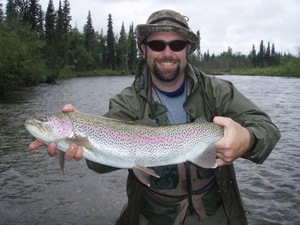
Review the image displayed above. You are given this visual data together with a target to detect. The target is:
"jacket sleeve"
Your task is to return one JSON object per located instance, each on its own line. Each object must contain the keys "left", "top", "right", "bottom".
{"left": 204, "top": 75, "right": 281, "bottom": 164}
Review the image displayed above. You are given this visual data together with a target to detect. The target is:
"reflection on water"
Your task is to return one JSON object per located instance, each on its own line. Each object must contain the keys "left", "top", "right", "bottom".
{"left": 0, "top": 75, "right": 299, "bottom": 224}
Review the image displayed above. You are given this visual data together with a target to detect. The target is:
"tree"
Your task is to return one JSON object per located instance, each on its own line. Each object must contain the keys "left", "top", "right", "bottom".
{"left": 45, "top": 0, "right": 56, "bottom": 46}
{"left": 296, "top": 45, "right": 300, "bottom": 58}
{"left": 249, "top": 44, "right": 257, "bottom": 67}
{"left": 55, "top": 0, "right": 64, "bottom": 67}
{"left": 258, "top": 40, "right": 265, "bottom": 68}
{"left": 116, "top": 22, "right": 128, "bottom": 70}
{"left": 265, "top": 42, "right": 271, "bottom": 66}
{"left": 5, "top": 0, "right": 19, "bottom": 28}
{"left": 0, "top": 24, "right": 47, "bottom": 90}
{"left": 128, "top": 22, "right": 137, "bottom": 71}
{"left": 0, "top": 0, "right": 4, "bottom": 23}
{"left": 57, "top": 0, "right": 72, "bottom": 68}
{"left": 83, "top": 10, "right": 96, "bottom": 70}
{"left": 84, "top": 10, "right": 95, "bottom": 53}
{"left": 36, "top": 4, "right": 44, "bottom": 36}
{"left": 28, "top": 0, "right": 40, "bottom": 31}
{"left": 62, "top": 0, "right": 71, "bottom": 33}
{"left": 18, "top": 0, "right": 30, "bottom": 24}
{"left": 44, "top": 0, "right": 58, "bottom": 83}
{"left": 98, "top": 28, "right": 108, "bottom": 69}
{"left": 107, "top": 14, "right": 115, "bottom": 70}
{"left": 270, "top": 43, "right": 280, "bottom": 66}
{"left": 67, "top": 27, "right": 86, "bottom": 71}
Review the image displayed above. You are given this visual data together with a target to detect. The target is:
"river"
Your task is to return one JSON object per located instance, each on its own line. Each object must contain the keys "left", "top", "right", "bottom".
{"left": 0, "top": 75, "right": 299, "bottom": 225}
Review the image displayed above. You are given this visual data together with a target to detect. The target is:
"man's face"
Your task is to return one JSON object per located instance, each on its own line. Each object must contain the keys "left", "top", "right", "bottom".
{"left": 140, "top": 32, "right": 191, "bottom": 84}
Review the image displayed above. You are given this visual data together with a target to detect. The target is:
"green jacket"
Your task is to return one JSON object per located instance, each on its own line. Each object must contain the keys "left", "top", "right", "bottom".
{"left": 86, "top": 60, "right": 281, "bottom": 224}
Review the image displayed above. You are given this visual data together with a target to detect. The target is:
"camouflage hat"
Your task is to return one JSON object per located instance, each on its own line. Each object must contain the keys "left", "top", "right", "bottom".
{"left": 136, "top": 9, "right": 199, "bottom": 54}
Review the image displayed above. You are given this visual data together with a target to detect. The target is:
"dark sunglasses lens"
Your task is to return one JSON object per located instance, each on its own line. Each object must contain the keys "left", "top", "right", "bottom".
{"left": 147, "top": 40, "right": 187, "bottom": 52}
{"left": 147, "top": 41, "right": 166, "bottom": 51}
{"left": 169, "top": 41, "right": 187, "bottom": 51}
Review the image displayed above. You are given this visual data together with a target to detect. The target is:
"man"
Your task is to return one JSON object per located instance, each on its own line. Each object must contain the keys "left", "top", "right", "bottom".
{"left": 30, "top": 9, "right": 281, "bottom": 225}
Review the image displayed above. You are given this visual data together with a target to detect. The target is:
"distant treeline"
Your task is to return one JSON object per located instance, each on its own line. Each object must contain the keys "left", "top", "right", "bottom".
{"left": 0, "top": 0, "right": 299, "bottom": 92}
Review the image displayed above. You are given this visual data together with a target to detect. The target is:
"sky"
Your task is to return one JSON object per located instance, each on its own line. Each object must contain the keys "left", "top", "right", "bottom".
{"left": 36, "top": 0, "right": 300, "bottom": 56}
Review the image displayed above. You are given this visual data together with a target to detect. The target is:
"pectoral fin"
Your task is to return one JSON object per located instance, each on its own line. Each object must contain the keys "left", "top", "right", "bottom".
{"left": 132, "top": 165, "right": 160, "bottom": 186}
{"left": 66, "top": 136, "right": 92, "bottom": 148}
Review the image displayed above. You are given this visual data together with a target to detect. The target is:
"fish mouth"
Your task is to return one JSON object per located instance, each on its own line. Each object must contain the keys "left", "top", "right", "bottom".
{"left": 24, "top": 120, "right": 35, "bottom": 127}
{"left": 24, "top": 120, "right": 45, "bottom": 132}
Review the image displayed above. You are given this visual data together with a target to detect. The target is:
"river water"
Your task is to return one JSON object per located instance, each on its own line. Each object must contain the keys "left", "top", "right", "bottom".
{"left": 0, "top": 75, "right": 299, "bottom": 225}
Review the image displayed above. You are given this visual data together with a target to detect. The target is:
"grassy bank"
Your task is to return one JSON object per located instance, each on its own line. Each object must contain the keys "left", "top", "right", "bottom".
{"left": 229, "top": 58, "right": 300, "bottom": 77}
{"left": 59, "top": 66, "right": 135, "bottom": 78}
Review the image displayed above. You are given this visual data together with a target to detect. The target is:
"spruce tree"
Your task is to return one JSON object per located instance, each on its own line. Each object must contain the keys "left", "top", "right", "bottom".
{"left": 128, "top": 22, "right": 137, "bottom": 71}
{"left": 36, "top": 4, "right": 44, "bottom": 36}
{"left": 62, "top": 0, "right": 71, "bottom": 33}
{"left": 270, "top": 43, "right": 280, "bottom": 66}
{"left": 5, "top": 0, "right": 19, "bottom": 28}
{"left": 28, "top": 0, "right": 40, "bottom": 31}
{"left": 0, "top": 0, "right": 4, "bottom": 23}
{"left": 45, "top": 0, "right": 56, "bottom": 46}
{"left": 116, "top": 22, "right": 128, "bottom": 70}
{"left": 83, "top": 10, "right": 96, "bottom": 71}
{"left": 84, "top": 10, "right": 95, "bottom": 53}
{"left": 250, "top": 44, "right": 257, "bottom": 67}
{"left": 258, "top": 40, "right": 265, "bottom": 68}
{"left": 107, "top": 14, "right": 115, "bottom": 70}
{"left": 44, "top": 0, "right": 58, "bottom": 82}
{"left": 98, "top": 28, "right": 108, "bottom": 69}
{"left": 265, "top": 42, "right": 271, "bottom": 67}
{"left": 18, "top": 0, "right": 30, "bottom": 24}
{"left": 56, "top": 1, "right": 64, "bottom": 37}
{"left": 55, "top": 0, "right": 65, "bottom": 67}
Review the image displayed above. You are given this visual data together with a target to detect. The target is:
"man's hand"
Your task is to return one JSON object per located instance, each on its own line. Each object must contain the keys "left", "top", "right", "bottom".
{"left": 213, "top": 116, "right": 251, "bottom": 167}
{"left": 28, "top": 104, "right": 84, "bottom": 161}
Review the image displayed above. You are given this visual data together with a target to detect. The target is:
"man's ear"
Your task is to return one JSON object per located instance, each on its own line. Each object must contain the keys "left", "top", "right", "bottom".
{"left": 140, "top": 43, "right": 146, "bottom": 55}
{"left": 140, "top": 44, "right": 147, "bottom": 59}
{"left": 187, "top": 43, "right": 192, "bottom": 53}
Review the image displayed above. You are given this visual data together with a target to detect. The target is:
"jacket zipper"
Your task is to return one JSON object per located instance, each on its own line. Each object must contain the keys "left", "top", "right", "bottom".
{"left": 185, "top": 162, "right": 195, "bottom": 215}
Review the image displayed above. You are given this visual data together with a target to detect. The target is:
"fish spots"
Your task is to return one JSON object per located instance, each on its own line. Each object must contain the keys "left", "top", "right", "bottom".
{"left": 42, "top": 114, "right": 73, "bottom": 138}
{"left": 64, "top": 112, "right": 223, "bottom": 167}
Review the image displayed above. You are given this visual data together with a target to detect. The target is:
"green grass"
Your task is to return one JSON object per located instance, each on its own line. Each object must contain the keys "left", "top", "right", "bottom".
{"left": 229, "top": 58, "right": 300, "bottom": 77}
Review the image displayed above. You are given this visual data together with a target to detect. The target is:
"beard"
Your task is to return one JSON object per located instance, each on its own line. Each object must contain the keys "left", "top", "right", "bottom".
{"left": 152, "top": 60, "right": 181, "bottom": 82}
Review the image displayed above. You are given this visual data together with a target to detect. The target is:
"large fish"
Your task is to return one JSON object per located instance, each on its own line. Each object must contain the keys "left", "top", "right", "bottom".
{"left": 24, "top": 112, "right": 223, "bottom": 186}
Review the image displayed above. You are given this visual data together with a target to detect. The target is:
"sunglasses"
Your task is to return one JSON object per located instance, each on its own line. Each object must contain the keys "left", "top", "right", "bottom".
{"left": 146, "top": 40, "right": 188, "bottom": 52}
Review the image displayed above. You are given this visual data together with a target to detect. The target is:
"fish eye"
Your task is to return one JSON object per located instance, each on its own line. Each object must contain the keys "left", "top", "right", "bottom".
{"left": 38, "top": 116, "right": 48, "bottom": 122}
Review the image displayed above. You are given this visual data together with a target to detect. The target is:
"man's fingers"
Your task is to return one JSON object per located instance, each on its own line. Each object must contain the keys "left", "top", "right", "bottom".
{"left": 62, "top": 104, "right": 78, "bottom": 113}
{"left": 74, "top": 146, "right": 83, "bottom": 161}
{"left": 216, "top": 153, "right": 231, "bottom": 167}
{"left": 29, "top": 140, "right": 44, "bottom": 150}
{"left": 216, "top": 158, "right": 226, "bottom": 167}
{"left": 48, "top": 143, "right": 59, "bottom": 157}
{"left": 64, "top": 143, "right": 83, "bottom": 161}
{"left": 213, "top": 116, "right": 230, "bottom": 127}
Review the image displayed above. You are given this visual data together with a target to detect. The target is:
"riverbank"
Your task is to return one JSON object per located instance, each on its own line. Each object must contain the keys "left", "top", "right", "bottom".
{"left": 59, "top": 66, "right": 135, "bottom": 79}
{"left": 59, "top": 58, "right": 300, "bottom": 79}
{"left": 228, "top": 58, "right": 300, "bottom": 77}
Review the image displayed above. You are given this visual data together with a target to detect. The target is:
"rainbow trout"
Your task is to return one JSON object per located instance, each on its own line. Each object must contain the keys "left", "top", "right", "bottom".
{"left": 25, "top": 112, "right": 223, "bottom": 186}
